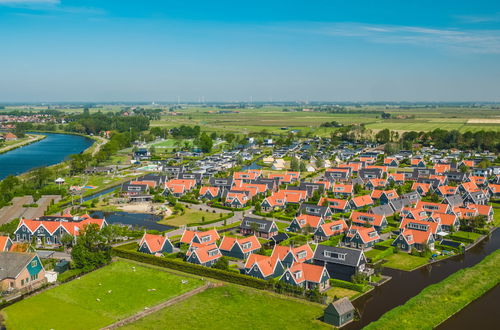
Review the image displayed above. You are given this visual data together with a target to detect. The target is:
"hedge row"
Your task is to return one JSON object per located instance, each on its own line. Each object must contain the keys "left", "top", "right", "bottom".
{"left": 112, "top": 246, "right": 271, "bottom": 290}
{"left": 448, "top": 235, "right": 475, "bottom": 244}
{"left": 330, "top": 278, "right": 367, "bottom": 292}
{"left": 209, "top": 202, "right": 251, "bottom": 211}
{"left": 473, "top": 228, "right": 490, "bottom": 235}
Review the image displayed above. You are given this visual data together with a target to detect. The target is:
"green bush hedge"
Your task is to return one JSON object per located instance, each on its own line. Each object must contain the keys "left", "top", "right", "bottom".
{"left": 112, "top": 246, "right": 271, "bottom": 290}
{"left": 210, "top": 202, "right": 251, "bottom": 211}
{"left": 330, "top": 278, "right": 368, "bottom": 292}
{"left": 178, "top": 198, "right": 201, "bottom": 204}
{"left": 473, "top": 228, "right": 489, "bottom": 235}
{"left": 448, "top": 235, "right": 475, "bottom": 244}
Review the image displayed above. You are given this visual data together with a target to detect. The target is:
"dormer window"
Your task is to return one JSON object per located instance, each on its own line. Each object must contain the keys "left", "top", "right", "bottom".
{"left": 208, "top": 248, "right": 218, "bottom": 257}
{"left": 296, "top": 251, "right": 307, "bottom": 259}
{"left": 242, "top": 242, "right": 252, "bottom": 250}
{"left": 201, "top": 235, "right": 211, "bottom": 243}
{"left": 294, "top": 271, "right": 302, "bottom": 279}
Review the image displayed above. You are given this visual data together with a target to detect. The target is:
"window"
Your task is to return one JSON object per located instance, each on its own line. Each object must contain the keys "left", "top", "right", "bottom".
{"left": 201, "top": 235, "right": 211, "bottom": 243}
{"left": 294, "top": 271, "right": 302, "bottom": 279}
{"left": 208, "top": 249, "right": 218, "bottom": 257}
{"left": 31, "top": 260, "right": 38, "bottom": 267}
{"left": 242, "top": 242, "right": 252, "bottom": 250}
{"left": 296, "top": 251, "right": 307, "bottom": 259}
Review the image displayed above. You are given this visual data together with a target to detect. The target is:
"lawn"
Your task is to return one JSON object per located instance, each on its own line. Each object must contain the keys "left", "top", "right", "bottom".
{"left": 1, "top": 260, "right": 204, "bottom": 330}
{"left": 383, "top": 252, "right": 428, "bottom": 271}
{"left": 450, "top": 230, "right": 482, "bottom": 241}
{"left": 326, "top": 287, "right": 359, "bottom": 301}
{"left": 159, "top": 207, "right": 223, "bottom": 226}
{"left": 120, "top": 284, "right": 330, "bottom": 330}
{"left": 365, "top": 249, "right": 500, "bottom": 330}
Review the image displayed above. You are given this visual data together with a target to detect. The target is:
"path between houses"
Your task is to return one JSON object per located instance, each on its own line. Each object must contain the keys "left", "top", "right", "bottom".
{"left": 100, "top": 282, "right": 221, "bottom": 330}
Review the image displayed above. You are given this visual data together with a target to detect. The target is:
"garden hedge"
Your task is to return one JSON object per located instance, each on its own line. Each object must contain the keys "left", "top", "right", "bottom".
{"left": 330, "top": 278, "right": 367, "bottom": 292}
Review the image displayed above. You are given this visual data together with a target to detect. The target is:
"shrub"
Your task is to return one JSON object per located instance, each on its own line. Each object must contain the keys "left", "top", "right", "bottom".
{"left": 330, "top": 279, "right": 368, "bottom": 292}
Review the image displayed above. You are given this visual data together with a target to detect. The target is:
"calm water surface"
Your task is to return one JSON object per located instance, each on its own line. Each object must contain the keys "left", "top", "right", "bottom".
{"left": 0, "top": 133, "right": 93, "bottom": 180}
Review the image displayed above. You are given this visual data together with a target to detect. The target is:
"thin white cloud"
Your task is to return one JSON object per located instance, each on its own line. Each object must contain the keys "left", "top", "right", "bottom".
{"left": 300, "top": 22, "right": 500, "bottom": 54}
{"left": 455, "top": 12, "right": 500, "bottom": 24}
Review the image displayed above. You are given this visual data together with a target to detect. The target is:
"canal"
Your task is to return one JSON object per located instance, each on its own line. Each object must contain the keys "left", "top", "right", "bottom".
{"left": 0, "top": 132, "right": 93, "bottom": 180}
{"left": 348, "top": 229, "right": 500, "bottom": 329}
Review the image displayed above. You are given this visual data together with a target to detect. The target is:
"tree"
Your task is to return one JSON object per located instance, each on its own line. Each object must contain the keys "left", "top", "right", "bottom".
{"left": 290, "top": 157, "right": 299, "bottom": 171}
{"left": 375, "top": 129, "right": 391, "bottom": 143}
{"left": 71, "top": 223, "right": 112, "bottom": 271}
{"left": 212, "top": 256, "right": 229, "bottom": 270}
{"left": 198, "top": 132, "right": 213, "bottom": 153}
{"left": 299, "top": 161, "right": 307, "bottom": 172}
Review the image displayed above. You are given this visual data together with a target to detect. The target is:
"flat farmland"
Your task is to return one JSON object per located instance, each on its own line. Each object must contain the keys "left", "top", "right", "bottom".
{"left": 152, "top": 105, "right": 499, "bottom": 134}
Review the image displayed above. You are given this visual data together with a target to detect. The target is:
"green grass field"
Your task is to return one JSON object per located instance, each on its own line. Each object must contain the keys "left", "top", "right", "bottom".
{"left": 147, "top": 105, "right": 500, "bottom": 134}
{"left": 365, "top": 249, "right": 500, "bottom": 330}
{"left": 1, "top": 261, "right": 204, "bottom": 330}
{"left": 159, "top": 207, "right": 224, "bottom": 226}
{"left": 120, "top": 284, "right": 330, "bottom": 330}
{"left": 383, "top": 253, "right": 428, "bottom": 271}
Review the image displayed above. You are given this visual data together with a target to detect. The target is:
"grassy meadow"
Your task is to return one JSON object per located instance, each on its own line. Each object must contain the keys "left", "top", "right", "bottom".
{"left": 1, "top": 261, "right": 204, "bottom": 330}
{"left": 120, "top": 284, "right": 330, "bottom": 330}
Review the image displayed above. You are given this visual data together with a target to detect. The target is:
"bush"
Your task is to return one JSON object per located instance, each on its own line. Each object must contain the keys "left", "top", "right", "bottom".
{"left": 448, "top": 235, "right": 475, "bottom": 244}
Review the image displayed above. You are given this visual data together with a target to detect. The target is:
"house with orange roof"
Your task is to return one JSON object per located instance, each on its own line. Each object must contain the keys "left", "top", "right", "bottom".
{"left": 359, "top": 156, "right": 376, "bottom": 165}
{"left": 430, "top": 212, "right": 460, "bottom": 232}
{"left": 340, "top": 162, "right": 362, "bottom": 173}
{"left": 180, "top": 229, "right": 220, "bottom": 246}
{"left": 344, "top": 225, "right": 380, "bottom": 250}
{"left": 271, "top": 244, "right": 314, "bottom": 267}
{"left": 3, "top": 132, "right": 17, "bottom": 141}
{"left": 384, "top": 157, "right": 399, "bottom": 167}
{"left": 331, "top": 183, "right": 353, "bottom": 198}
{"left": 165, "top": 179, "right": 197, "bottom": 197}
{"left": 436, "top": 185, "right": 458, "bottom": 197}
{"left": 185, "top": 243, "right": 222, "bottom": 267}
{"left": 14, "top": 215, "right": 107, "bottom": 245}
{"left": 348, "top": 195, "right": 374, "bottom": 210}
{"left": 392, "top": 228, "right": 435, "bottom": 252}
{"left": 487, "top": 183, "right": 500, "bottom": 197}
{"left": 0, "top": 236, "right": 13, "bottom": 252}
{"left": 219, "top": 235, "right": 261, "bottom": 259}
{"left": 366, "top": 178, "right": 387, "bottom": 190}
{"left": 233, "top": 171, "right": 260, "bottom": 182}
{"left": 433, "top": 163, "right": 451, "bottom": 174}
{"left": 199, "top": 186, "right": 221, "bottom": 200}
{"left": 411, "top": 158, "right": 426, "bottom": 168}
{"left": 318, "top": 197, "right": 350, "bottom": 213}
{"left": 138, "top": 233, "right": 173, "bottom": 255}
{"left": 370, "top": 189, "right": 398, "bottom": 204}
{"left": 387, "top": 172, "right": 406, "bottom": 184}
{"left": 415, "top": 201, "right": 450, "bottom": 215}
{"left": 399, "top": 218, "right": 442, "bottom": 236}
{"left": 280, "top": 262, "right": 330, "bottom": 291}
{"left": 466, "top": 204, "right": 494, "bottom": 222}
{"left": 287, "top": 214, "right": 324, "bottom": 233}
{"left": 244, "top": 254, "right": 284, "bottom": 280}
{"left": 459, "top": 181, "right": 479, "bottom": 194}
{"left": 350, "top": 211, "right": 387, "bottom": 232}
{"left": 313, "top": 219, "right": 348, "bottom": 242}
{"left": 268, "top": 173, "right": 293, "bottom": 184}
{"left": 458, "top": 160, "right": 475, "bottom": 168}
{"left": 412, "top": 182, "right": 432, "bottom": 196}
{"left": 225, "top": 191, "right": 250, "bottom": 208}
{"left": 261, "top": 189, "right": 307, "bottom": 211}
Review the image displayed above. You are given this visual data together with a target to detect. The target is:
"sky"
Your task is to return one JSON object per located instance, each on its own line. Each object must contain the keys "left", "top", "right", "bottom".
{"left": 1, "top": 0, "right": 500, "bottom": 102}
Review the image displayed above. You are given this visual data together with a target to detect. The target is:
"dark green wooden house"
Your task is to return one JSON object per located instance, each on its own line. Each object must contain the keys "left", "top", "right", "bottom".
{"left": 324, "top": 297, "right": 355, "bottom": 327}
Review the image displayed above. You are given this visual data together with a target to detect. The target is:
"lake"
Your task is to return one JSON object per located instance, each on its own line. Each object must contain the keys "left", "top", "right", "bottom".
{"left": 0, "top": 133, "right": 93, "bottom": 180}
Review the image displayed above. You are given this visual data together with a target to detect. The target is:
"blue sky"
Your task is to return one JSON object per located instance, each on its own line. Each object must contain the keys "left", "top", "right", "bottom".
{"left": 1, "top": 0, "right": 500, "bottom": 102}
